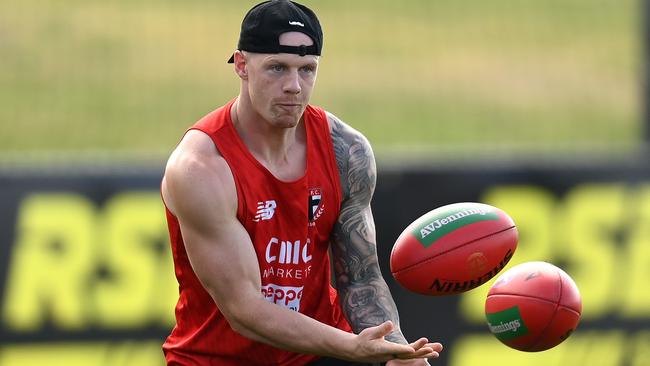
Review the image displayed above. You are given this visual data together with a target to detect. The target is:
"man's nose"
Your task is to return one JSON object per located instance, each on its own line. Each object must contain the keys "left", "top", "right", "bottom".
{"left": 283, "top": 70, "right": 301, "bottom": 94}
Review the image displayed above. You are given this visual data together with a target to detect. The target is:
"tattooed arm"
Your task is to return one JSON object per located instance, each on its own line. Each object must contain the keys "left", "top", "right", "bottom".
{"left": 328, "top": 113, "right": 443, "bottom": 364}
{"left": 328, "top": 112, "right": 408, "bottom": 344}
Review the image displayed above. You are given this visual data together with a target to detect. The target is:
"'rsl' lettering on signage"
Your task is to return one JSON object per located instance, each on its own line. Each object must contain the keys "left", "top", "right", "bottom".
{"left": 1, "top": 192, "right": 177, "bottom": 332}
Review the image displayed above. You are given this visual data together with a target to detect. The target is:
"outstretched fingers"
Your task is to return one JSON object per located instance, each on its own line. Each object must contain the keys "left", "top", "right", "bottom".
{"left": 357, "top": 322, "right": 444, "bottom": 362}
{"left": 409, "top": 338, "right": 429, "bottom": 350}
{"left": 390, "top": 338, "right": 444, "bottom": 360}
{"left": 427, "top": 342, "right": 443, "bottom": 354}
{"left": 359, "top": 322, "right": 414, "bottom": 359}
{"left": 407, "top": 346, "right": 437, "bottom": 359}
{"left": 386, "top": 339, "right": 436, "bottom": 360}
{"left": 409, "top": 338, "right": 444, "bottom": 354}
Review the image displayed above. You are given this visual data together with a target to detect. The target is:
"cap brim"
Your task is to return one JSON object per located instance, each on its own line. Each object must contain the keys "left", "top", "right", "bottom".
{"left": 227, "top": 54, "right": 235, "bottom": 63}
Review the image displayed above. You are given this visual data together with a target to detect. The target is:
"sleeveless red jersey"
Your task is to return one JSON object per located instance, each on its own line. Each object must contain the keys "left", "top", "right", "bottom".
{"left": 163, "top": 99, "right": 352, "bottom": 365}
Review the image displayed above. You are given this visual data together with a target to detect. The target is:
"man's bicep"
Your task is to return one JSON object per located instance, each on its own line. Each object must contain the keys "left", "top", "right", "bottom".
{"left": 179, "top": 213, "right": 262, "bottom": 309}
{"left": 327, "top": 112, "right": 377, "bottom": 203}
{"left": 328, "top": 110, "right": 380, "bottom": 276}
{"left": 331, "top": 203, "right": 378, "bottom": 279}
{"left": 329, "top": 131, "right": 387, "bottom": 331}
{"left": 328, "top": 111, "right": 379, "bottom": 273}
{"left": 164, "top": 150, "right": 263, "bottom": 316}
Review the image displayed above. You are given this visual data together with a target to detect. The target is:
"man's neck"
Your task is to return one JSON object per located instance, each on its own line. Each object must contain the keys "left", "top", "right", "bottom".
{"left": 231, "top": 97, "right": 307, "bottom": 181}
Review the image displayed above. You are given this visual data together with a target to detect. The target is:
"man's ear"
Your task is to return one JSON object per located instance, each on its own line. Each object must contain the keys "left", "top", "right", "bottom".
{"left": 233, "top": 51, "right": 248, "bottom": 80}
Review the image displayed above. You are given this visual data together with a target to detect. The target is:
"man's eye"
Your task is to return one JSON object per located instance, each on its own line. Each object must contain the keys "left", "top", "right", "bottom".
{"left": 270, "top": 64, "right": 284, "bottom": 72}
{"left": 301, "top": 66, "right": 315, "bottom": 73}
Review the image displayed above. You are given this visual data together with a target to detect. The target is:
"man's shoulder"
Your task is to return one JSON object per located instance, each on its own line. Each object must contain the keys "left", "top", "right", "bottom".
{"left": 324, "top": 111, "right": 372, "bottom": 154}
{"left": 165, "top": 130, "right": 229, "bottom": 182}
{"left": 162, "top": 130, "right": 236, "bottom": 215}
{"left": 322, "top": 111, "right": 376, "bottom": 200}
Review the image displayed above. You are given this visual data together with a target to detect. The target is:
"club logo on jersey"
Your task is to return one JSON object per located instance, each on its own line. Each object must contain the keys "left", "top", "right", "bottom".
{"left": 254, "top": 200, "right": 277, "bottom": 222}
{"left": 308, "top": 188, "right": 324, "bottom": 224}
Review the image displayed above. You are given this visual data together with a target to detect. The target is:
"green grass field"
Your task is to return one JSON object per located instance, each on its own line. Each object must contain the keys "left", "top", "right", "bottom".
{"left": 0, "top": 0, "right": 641, "bottom": 161}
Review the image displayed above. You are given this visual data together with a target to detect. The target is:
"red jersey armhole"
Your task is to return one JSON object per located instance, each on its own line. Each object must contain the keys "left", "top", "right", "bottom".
{"left": 185, "top": 126, "right": 248, "bottom": 223}
{"left": 313, "top": 107, "right": 343, "bottom": 208}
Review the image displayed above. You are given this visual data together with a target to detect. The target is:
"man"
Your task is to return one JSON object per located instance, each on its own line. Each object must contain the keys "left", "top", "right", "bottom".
{"left": 161, "top": 1, "right": 443, "bottom": 365}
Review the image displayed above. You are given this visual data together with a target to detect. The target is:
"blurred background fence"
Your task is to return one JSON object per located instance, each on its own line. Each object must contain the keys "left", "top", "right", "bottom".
{"left": 0, "top": 0, "right": 646, "bottom": 365}
{"left": 0, "top": 0, "right": 641, "bottom": 162}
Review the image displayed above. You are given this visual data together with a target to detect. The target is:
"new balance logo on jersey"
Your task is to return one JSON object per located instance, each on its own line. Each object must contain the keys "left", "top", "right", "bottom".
{"left": 254, "top": 200, "right": 277, "bottom": 222}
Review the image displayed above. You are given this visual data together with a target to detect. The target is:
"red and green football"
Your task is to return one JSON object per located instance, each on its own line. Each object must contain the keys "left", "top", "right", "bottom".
{"left": 484, "top": 261, "right": 582, "bottom": 351}
{"left": 390, "top": 202, "right": 518, "bottom": 296}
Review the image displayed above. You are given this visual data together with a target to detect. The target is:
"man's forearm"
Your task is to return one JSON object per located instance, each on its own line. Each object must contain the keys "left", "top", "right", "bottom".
{"left": 225, "top": 292, "right": 359, "bottom": 358}
{"left": 220, "top": 291, "right": 421, "bottom": 363}
{"left": 343, "top": 284, "right": 407, "bottom": 344}
{"left": 330, "top": 208, "right": 407, "bottom": 344}
{"left": 335, "top": 265, "right": 408, "bottom": 344}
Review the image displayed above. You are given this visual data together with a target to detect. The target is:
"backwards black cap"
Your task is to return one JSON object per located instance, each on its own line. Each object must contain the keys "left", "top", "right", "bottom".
{"left": 227, "top": 0, "right": 323, "bottom": 63}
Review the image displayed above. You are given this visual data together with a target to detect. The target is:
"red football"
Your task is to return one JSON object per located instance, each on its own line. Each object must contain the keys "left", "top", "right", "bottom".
{"left": 485, "top": 261, "right": 582, "bottom": 351}
{"left": 390, "top": 202, "right": 518, "bottom": 296}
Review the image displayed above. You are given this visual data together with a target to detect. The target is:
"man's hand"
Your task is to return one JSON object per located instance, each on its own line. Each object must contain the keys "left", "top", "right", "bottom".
{"left": 351, "top": 321, "right": 442, "bottom": 363}
{"left": 384, "top": 332, "right": 443, "bottom": 365}
{"left": 386, "top": 360, "right": 431, "bottom": 366}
